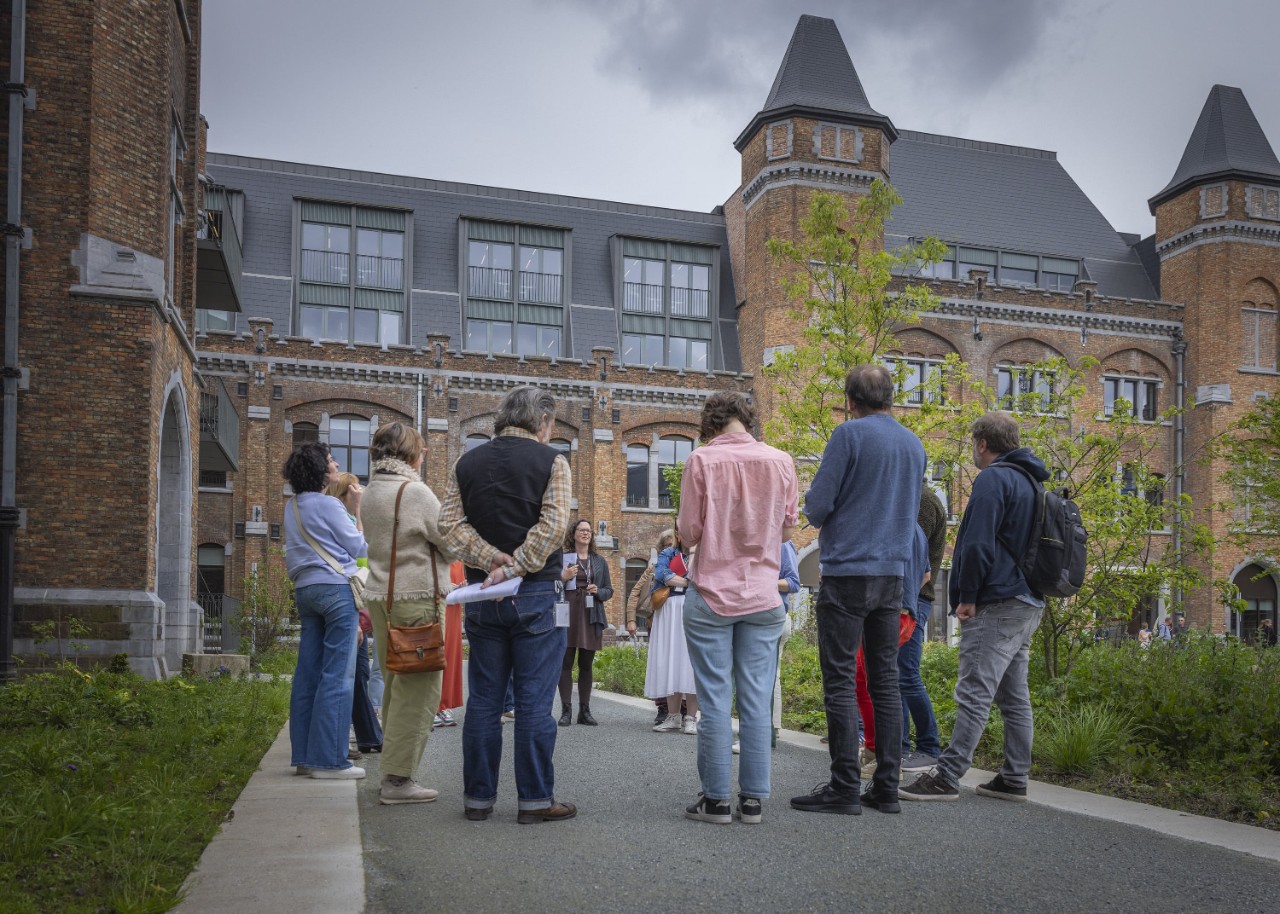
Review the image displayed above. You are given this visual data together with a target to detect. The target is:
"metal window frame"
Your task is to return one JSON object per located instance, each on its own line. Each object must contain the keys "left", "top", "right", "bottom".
{"left": 613, "top": 238, "right": 718, "bottom": 371}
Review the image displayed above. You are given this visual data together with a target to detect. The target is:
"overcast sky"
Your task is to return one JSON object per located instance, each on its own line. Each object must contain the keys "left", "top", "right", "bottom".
{"left": 201, "top": 0, "right": 1280, "bottom": 237}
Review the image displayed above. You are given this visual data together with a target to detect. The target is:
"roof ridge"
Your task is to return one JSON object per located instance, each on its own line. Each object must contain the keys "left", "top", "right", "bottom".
{"left": 897, "top": 129, "right": 1057, "bottom": 160}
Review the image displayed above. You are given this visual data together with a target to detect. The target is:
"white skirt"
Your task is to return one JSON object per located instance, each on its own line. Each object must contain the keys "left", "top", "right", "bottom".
{"left": 644, "top": 593, "right": 697, "bottom": 698}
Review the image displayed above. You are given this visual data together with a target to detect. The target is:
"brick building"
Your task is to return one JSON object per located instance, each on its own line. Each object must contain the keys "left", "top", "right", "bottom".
{"left": 4, "top": 12, "right": 1279, "bottom": 675}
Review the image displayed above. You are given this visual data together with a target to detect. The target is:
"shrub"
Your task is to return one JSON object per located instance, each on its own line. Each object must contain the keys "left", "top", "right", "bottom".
{"left": 1036, "top": 704, "right": 1134, "bottom": 775}
{"left": 594, "top": 644, "right": 647, "bottom": 697}
{"left": 240, "top": 548, "right": 297, "bottom": 657}
{"left": 780, "top": 636, "right": 826, "bottom": 731}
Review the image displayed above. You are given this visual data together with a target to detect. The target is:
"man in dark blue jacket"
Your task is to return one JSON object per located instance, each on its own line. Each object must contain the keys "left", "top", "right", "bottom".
{"left": 901, "top": 411, "right": 1046, "bottom": 804}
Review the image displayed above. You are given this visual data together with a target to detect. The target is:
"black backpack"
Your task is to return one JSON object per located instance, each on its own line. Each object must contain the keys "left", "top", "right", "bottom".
{"left": 992, "top": 461, "right": 1088, "bottom": 599}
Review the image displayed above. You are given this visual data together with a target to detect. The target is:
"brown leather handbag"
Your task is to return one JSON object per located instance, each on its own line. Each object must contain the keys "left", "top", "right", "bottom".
{"left": 382, "top": 480, "right": 446, "bottom": 675}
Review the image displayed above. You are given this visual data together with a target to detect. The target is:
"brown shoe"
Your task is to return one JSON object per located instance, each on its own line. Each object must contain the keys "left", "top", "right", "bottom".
{"left": 464, "top": 806, "right": 492, "bottom": 821}
{"left": 516, "top": 801, "right": 577, "bottom": 824}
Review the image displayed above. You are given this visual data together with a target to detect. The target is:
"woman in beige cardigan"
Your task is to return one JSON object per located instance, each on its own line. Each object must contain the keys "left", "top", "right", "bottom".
{"left": 361, "top": 422, "right": 456, "bottom": 805}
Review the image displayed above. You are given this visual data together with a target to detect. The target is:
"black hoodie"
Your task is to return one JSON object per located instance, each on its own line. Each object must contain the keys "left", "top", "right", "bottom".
{"left": 949, "top": 447, "right": 1050, "bottom": 609}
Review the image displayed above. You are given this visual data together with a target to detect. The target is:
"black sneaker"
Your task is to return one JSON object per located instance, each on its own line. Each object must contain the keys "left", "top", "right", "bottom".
{"left": 654, "top": 708, "right": 667, "bottom": 727}
{"left": 558, "top": 707, "right": 572, "bottom": 728}
{"left": 789, "top": 782, "right": 861, "bottom": 815}
{"left": 859, "top": 787, "right": 901, "bottom": 814}
{"left": 684, "top": 793, "right": 732, "bottom": 824}
{"left": 975, "top": 774, "right": 1028, "bottom": 803}
{"left": 899, "top": 769, "right": 959, "bottom": 802}
{"left": 737, "top": 795, "right": 762, "bottom": 825}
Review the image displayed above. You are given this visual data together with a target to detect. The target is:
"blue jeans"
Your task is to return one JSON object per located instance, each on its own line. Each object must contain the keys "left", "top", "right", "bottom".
{"left": 462, "top": 579, "right": 566, "bottom": 811}
{"left": 352, "top": 633, "right": 383, "bottom": 750}
{"left": 900, "top": 597, "right": 941, "bottom": 757}
{"left": 290, "top": 583, "right": 359, "bottom": 770}
{"left": 367, "top": 637, "right": 385, "bottom": 710}
{"left": 683, "top": 584, "right": 786, "bottom": 800}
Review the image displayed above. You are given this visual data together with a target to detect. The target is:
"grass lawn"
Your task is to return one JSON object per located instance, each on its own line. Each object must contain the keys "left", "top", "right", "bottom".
{"left": 0, "top": 662, "right": 291, "bottom": 913}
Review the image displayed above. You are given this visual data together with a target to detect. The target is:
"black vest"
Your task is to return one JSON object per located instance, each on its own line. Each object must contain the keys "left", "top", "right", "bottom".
{"left": 455, "top": 434, "right": 562, "bottom": 584}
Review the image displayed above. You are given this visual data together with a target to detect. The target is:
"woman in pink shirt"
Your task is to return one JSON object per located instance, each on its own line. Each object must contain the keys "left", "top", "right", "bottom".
{"left": 677, "top": 392, "right": 799, "bottom": 825}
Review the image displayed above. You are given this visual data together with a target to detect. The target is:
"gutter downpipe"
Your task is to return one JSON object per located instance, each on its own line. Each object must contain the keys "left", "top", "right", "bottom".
{"left": 1, "top": 0, "right": 28, "bottom": 682}
{"left": 1173, "top": 336, "right": 1187, "bottom": 612}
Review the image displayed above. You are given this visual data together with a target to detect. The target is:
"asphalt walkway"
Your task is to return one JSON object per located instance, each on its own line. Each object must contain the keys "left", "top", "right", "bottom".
{"left": 180, "top": 690, "right": 1280, "bottom": 914}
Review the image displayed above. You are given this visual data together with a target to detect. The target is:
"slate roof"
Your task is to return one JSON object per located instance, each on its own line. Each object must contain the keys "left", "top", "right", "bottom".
{"left": 1149, "top": 85, "right": 1280, "bottom": 212}
{"left": 886, "top": 130, "right": 1159, "bottom": 301}
{"left": 735, "top": 15, "right": 896, "bottom": 150}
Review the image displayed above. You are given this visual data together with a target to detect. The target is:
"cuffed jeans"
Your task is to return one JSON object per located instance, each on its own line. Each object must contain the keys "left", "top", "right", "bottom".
{"left": 936, "top": 598, "right": 1043, "bottom": 789}
{"left": 463, "top": 579, "right": 566, "bottom": 812}
{"left": 815, "top": 575, "right": 903, "bottom": 797}
{"left": 290, "top": 583, "right": 359, "bottom": 771}
{"left": 900, "top": 597, "right": 941, "bottom": 757}
{"left": 683, "top": 584, "right": 785, "bottom": 801}
{"left": 367, "top": 598, "right": 442, "bottom": 779}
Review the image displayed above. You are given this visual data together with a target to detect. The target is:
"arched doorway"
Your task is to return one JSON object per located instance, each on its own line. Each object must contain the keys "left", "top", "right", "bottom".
{"left": 1231, "top": 563, "right": 1278, "bottom": 643}
{"left": 156, "top": 389, "right": 194, "bottom": 674}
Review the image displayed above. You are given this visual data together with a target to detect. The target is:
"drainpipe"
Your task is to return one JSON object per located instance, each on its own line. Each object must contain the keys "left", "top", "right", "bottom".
{"left": 1, "top": 0, "right": 29, "bottom": 682}
{"left": 1173, "top": 337, "right": 1187, "bottom": 611}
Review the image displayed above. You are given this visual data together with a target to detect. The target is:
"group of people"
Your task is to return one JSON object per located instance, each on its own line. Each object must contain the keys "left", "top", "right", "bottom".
{"left": 283, "top": 367, "right": 1055, "bottom": 822}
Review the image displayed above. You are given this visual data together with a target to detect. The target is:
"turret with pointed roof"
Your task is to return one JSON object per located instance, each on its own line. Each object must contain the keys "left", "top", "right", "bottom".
{"left": 734, "top": 14, "right": 896, "bottom": 152}
{"left": 1149, "top": 85, "right": 1280, "bottom": 213}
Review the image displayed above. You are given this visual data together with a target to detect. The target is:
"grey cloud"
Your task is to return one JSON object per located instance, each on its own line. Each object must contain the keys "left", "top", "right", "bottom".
{"left": 556, "top": 0, "right": 1065, "bottom": 109}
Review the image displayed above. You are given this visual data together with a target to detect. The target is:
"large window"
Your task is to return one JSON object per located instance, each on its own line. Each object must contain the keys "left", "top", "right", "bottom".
{"left": 465, "top": 222, "right": 564, "bottom": 358}
{"left": 885, "top": 357, "right": 942, "bottom": 406}
{"left": 921, "top": 244, "right": 1080, "bottom": 291}
{"left": 1103, "top": 377, "right": 1159, "bottom": 421}
{"left": 619, "top": 239, "right": 714, "bottom": 372}
{"left": 298, "top": 202, "right": 407, "bottom": 346}
{"left": 1242, "top": 307, "right": 1278, "bottom": 370}
{"left": 996, "top": 365, "right": 1055, "bottom": 413}
{"left": 464, "top": 434, "right": 491, "bottom": 454}
{"left": 328, "top": 415, "right": 371, "bottom": 482}
{"left": 292, "top": 422, "right": 319, "bottom": 449}
{"left": 626, "top": 436, "right": 693, "bottom": 509}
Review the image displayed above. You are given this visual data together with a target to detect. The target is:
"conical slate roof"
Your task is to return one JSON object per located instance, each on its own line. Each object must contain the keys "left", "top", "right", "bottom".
{"left": 735, "top": 15, "right": 896, "bottom": 151}
{"left": 1149, "top": 85, "right": 1280, "bottom": 212}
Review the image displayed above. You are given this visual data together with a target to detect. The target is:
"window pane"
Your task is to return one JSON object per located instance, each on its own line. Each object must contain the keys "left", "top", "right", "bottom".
{"left": 517, "top": 322, "right": 537, "bottom": 356}
{"left": 492, "top": 243, "right": 513, "bottom": 271}
{"left": 382, "top": 232, "right": 404, "bottom": 260}
{"left": 520, "top": 246, "right": 541, "bottom": 272}
{"left": 690, "top": 265, "right": 709, "bottom": 291}
{"left": 626, "top": 445, "right": 649, "bottom": 506}
{"left": 354, "top": 309, "right": 378, "bottom": 343}
{"left": 464, "top": 434, "right": 489, "bottom": 453}
{"left": 671, "top": 438, "right": 693, "bottom": 463}
{"left": 643, "top": 335, "right": 663, "bottom": 366}
{"left": 1001, "top": 267, "right": 1036, "bottom": 286}
{"left": 542, "top": 249, "right": 562, "bottom": 276}
{"left": 327, "top": 307, "right": 348, "bottom": 341}
{"left": 671, "top": 263, "right": 688, "bottom": 289}
{"left": 1104, "top": 379, "right": 1116, "bottom": 416}
{"left": 350, "top": 449, "right": 369, "bottom": 479}
{"left": 624, "top": 257, "right": 643, "bottom": 283}
{"left": 657, "top": 438, "right": 675, "bottom": 465}
{"left": 357, "top": 228, "right": 379, "bottom": 256}
{"left": 644, "top": 260, "right": 664, "bottom": 286}
{"left": 467, "top": 319, "right": 487, "bottom": 352}
{"left": 380, "top": 311, "right": 401, "bottom": 345}
{"left": 328, "top": 226, "right": 350, "bottom": 254}
{"left": 492, "top": 322, "right": 512, "bottom": 355}
{"left": 469, "top": 241, "right": 489, "bottom": 267}
{"left": 301, "top": 306, "right": 322, "bottom": 340}
{"left": 690, "top": 340, "right": 708, "bottom": 372}
{"left": 541, "top": 327, "right": 560, "bottom": 359}
{"left": 622, "top": 334, "right": 641, "bottom": 365}
{"left": 302, "top": 223, "right": 325, "bottom": 250}
{"left": 330, "top": 419, "right": 350, "bottom": 447}
{"left": 350, "top": 419, "right": 371, "bottom": 447}
{"left": 669, "top": 336, "right": 687, "bottom": 369}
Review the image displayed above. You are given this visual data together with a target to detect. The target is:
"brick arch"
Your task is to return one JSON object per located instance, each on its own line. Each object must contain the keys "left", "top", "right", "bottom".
{"left": 989, "top": 337, "right": 1068, "bottom": 367}
{"left": 619, "top": 420, "right": 700, "bottom": 447}
{"left": 1243, "top": 277, "right": 1278, "bottom": 307}
{"left": 1098, "top": 346, "right": 1172, "bottom": 380}
{"left": 284, "top": 394, "right": 411, "bottom": 424}
{"left": 888, "top": 327, "right": 959, "bottom": 360}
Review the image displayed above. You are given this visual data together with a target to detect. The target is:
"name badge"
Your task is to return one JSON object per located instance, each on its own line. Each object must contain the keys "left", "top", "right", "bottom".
{"left": 584, "top": 594, "right": 594, "bottom": 609}
{"left": 555, "top": 599, "right": 570, "bottom": 627}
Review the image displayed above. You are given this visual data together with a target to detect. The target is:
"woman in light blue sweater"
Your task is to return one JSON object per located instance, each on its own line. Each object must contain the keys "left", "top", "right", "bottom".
{"left": 283, "top": 443, "right": 368, "bottom": 779}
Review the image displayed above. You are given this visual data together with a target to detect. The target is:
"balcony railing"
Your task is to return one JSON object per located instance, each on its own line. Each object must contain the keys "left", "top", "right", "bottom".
{"left": 622, "top": 282, "right": 664, "bottom": 314}
{"left": 356, "top": 254, "right": 403, "bottom": 290}
{"left": 518, "top": 271, "right": 562, "bottom": 304}
{"left": 196, "top": 186, "right": 243, "bottom": 312}
{"left": 469, "top": 265, "right": 512, "bottom": 300}
{"left": 670, "top": 287, "right": 709, "bottom": 318}
{"left": 301, "top": 249, "right": 350, "bottom": 285}
{"left": 199, "top": 376, "right": 240, "bottom": 473}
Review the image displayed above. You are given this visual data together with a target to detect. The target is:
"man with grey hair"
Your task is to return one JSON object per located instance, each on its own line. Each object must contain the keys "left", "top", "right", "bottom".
{"left": 439, "top": 386, "right": 576, "bottom": 823}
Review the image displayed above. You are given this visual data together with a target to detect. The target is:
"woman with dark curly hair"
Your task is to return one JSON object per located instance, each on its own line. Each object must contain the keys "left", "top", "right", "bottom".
{"left": 283, "top": 442, "right": 369, "bottom": 779}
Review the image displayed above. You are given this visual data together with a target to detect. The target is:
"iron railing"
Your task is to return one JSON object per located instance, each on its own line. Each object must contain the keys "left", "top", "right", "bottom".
{"left": 670, "top": 287, "right": 709, "bottom": 318}
{"left": 622, "top": 282, "right": 664, "bottom": 314}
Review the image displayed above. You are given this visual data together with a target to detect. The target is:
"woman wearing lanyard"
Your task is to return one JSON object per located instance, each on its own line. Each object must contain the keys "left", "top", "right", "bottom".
{"left": 558, "top": 518, "right": 613, "bottom": 727}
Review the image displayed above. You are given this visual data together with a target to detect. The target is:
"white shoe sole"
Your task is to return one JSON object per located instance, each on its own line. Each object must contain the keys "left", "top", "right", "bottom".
{"left": 379, "top": 792, "right": 439, "bottom": 805}
{"left": 975, "top": 785, "right": 1027, "bottom": 802}
{"left": 309, "top": 766, "right": 366, "bottom": 780}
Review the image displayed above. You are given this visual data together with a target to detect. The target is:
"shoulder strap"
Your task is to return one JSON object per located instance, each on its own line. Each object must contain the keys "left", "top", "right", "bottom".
{"left": 385, "top": 481, "right": 411, "bottom": 626}
{"left": 292, "top": 497, "right": 346, "bottom": 578}
{"left": 987, "top": 461, "right": 1044, "bottom": 558}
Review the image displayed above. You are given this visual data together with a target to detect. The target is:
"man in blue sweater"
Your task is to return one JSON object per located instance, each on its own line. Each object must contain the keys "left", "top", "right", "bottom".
{"left": 791, "top": 364, "right": 925, "bottom": 816}
{"left": 902, "top": 411, "right": 1047, "bottom": 803}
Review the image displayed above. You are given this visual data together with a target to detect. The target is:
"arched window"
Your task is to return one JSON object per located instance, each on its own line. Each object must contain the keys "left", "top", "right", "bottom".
{"left": 329, "top": 415, "right": 371, "bottom": 481}
{"left": 1231, "top": 564, "right": 1277, "bottom": 642}
{"left": 626, "top": 444, "right": 649, "bottom": 507}
{"left": 292, "top": 421, "right": 319, "bottom": 449}
{"left": 550, "top": 438, "right": 572, "bottom": 465}
{"left": 464, "top": 433, "right": 491, "bottom": 454}
{"left": 657, "top": 436, "right": 694, "bottom": 509}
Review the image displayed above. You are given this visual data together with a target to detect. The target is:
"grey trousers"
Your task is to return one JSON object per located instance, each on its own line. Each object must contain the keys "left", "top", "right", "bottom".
{"left": 936, "top": 598, "right": 1043, "bottom": 789}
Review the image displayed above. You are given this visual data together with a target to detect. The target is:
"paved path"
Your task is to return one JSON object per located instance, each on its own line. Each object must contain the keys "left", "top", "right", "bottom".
{"left": 360, "top": 692, "right": 1280, "bottom": 914}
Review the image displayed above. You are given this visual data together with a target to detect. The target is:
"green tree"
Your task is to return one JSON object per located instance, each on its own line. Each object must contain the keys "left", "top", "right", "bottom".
{"left": 762, "top": 184, "right": 946, "bottom": 484}
{"left": 1219, "top": 391, "right": 1280, "bottom": 540}
{"left": 241, "top": 549, "right": 298, "bottom": 658}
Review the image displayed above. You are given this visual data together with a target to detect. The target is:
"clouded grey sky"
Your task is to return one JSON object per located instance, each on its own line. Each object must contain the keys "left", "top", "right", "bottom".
{"left": 201, "top": 0, "right": 1280, "bottom": 236}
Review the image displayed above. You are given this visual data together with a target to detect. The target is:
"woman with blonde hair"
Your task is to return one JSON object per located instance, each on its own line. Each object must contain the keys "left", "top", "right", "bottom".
{"left": 361, "top": 422, "right": 456, "bottom": 804}
{"left": 324, "top": 472, "right": 382, "bottom": 756}
{"left": 644, "top": 528, "right": 700, "bottom": 734}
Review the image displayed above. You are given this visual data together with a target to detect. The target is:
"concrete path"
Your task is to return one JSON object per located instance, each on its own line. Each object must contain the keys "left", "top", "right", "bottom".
{"left": 178, "top": 689, "right": 1280, "bottom": 914}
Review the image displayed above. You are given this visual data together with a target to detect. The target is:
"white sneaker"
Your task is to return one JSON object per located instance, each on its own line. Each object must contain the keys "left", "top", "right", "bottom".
{"left": 309, "top": 766, "right": 366, "bottom": 780}
{"left": 681, "top": 715, "right": 698, "bottom": 735}
{"left": 379, "top": 777, "right": 440, "bottom": 805}
{"left": 653, "top": 713, "right": 682, "bottom": 732}
{"left": 731, "top": 741, "right": 740, "bottom": 755}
